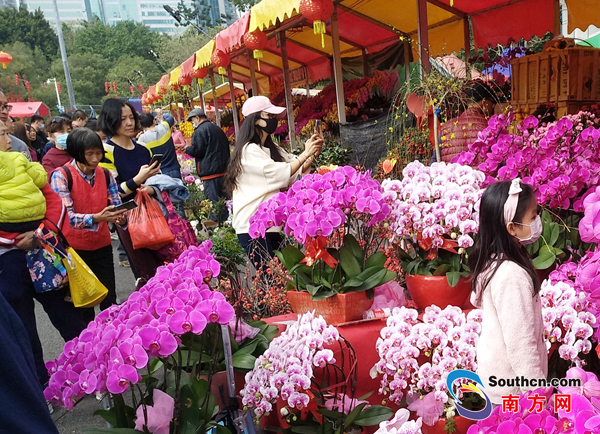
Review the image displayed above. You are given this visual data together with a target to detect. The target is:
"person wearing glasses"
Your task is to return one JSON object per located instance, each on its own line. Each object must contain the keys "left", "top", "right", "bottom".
{"left": 41, "top": 117, "right": 73, "bottom": 181}
{"left": 223, "top": 96, "right": 323, "bottom": 270}
{"left": 0, "top": 91, "right": 31, "bottom": 161}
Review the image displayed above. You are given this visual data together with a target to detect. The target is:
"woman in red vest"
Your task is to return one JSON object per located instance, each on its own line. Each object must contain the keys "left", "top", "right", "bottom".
{"left": 50, "top": 128, "right": 127, "bottom": 322}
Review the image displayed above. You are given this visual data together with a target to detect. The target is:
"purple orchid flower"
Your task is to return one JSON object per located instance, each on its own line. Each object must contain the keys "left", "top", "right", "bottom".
{"left": 106, "top": 363, "right": 140, "bottom": 394}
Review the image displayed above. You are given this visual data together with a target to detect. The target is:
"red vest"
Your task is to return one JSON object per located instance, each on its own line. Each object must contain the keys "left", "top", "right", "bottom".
{"left": 60, "top": 165, "right": 112, "bottom": 251}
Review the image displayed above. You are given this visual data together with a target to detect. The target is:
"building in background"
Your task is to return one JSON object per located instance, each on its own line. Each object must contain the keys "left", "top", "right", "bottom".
{"left": 21, "top": 0, "right": 238, "bottom": 34}
{"left": 0, "top": 0, "right": 19, "bottom": 8}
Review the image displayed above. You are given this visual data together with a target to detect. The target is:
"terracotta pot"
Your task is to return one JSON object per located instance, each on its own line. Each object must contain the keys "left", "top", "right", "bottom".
{"left": 420, "top": 416, "right": 474, "bottom": 434}
{"left": 405, "top": 274, "right": 471, "bottom": 310}
{"left": 286, "top": 291, "right": 373, "bottom": 324}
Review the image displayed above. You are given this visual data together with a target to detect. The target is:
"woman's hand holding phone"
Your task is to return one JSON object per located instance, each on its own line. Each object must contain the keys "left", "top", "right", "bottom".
{"left": 134, "top": 162, "right": 161, "bottom": 185}
{"left": 93, "top": 205, "right": 128, "bottom": 224}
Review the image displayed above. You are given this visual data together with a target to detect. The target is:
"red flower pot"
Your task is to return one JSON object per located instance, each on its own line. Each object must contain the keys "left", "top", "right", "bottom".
{"left": 286, "top": 291, "right": 373, "bottom": 324}
{"left": 421, "top": 416, "right": 474, "bottom": 434}
{"left": 404, "top": 274, "right": 471, "bottom": 310}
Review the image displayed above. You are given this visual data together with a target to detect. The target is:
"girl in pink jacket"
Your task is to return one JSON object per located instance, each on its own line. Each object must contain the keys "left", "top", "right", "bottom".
{"left": 469, "top": 179, "right": 548, "bottom": 405}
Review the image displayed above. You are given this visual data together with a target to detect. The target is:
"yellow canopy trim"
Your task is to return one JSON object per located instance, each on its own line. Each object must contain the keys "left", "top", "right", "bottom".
{"left": 169, "top": 66, "right": 182, "bottom": 86}
{"left": 249, "top": 0, "right": 301, "bottom": 32}
{"left": 195, "top": 39, "right": 216, "bottom": 69}
{"left": 565, "top": 0, "right": 600, "bottom": 34}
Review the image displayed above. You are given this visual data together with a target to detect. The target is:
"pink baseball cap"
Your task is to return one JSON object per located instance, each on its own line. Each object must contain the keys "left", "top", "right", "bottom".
{"left": 241, "top": 96, "right": 286, "bottom": 117}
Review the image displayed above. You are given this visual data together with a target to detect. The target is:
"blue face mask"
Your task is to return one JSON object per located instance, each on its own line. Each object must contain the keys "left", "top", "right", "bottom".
{"left": 55, "top": 133, "right": 69, "bottom": 149}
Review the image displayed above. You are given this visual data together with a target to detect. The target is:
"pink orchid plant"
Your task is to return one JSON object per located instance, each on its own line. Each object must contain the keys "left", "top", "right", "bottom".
{"left": 382, "top": 161, "right": 484, "bottom": 286}
{"left": 371, "top": 305, "right": 483, "bottom": 426}
{"left": 467, "top": 367, "right": 600, "bottom": 434}
{"left": 44, "top": 242, "right": 236, "bottom": 433}
{"left": 249, "top": 166, "right": 396, "bottom": 299}
{"left": 539, "top": 279, "right": 597, "bottom": 366}
{"left": 241, "top": 311, "right": 393, "bottom": 432}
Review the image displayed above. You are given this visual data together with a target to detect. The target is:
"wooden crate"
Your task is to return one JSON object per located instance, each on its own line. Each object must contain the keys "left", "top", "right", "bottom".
{"left": 510, "top": 47, "right": 600, "bottom": 111}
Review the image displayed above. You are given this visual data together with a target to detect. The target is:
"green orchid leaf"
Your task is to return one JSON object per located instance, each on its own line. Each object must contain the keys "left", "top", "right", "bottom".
{"left": 550, "top": 223, "right": 560, "bottom": 246}
{"left": 365, "top": 251, "right": 387, "bottom": 269}
{"left": 433, "top": 264, "right": 450, "bottom": 276}
{"left": 306, "top": 284, "right": 323, "bottom": 296}
{"left": 340, "top": 246, "right": 362, "bottom": 278}
{"left": 231, "top": 353, "right": 257, "bottom": 370}
{"left": 277, "top": 246, "right": 305, "bottom": 270}
{"left": 343, "top": 234, "right": 363, "bottom": 263}
{"left": 532, "top": 251, "right": 556, "bottom": 270}
{"left": 446, "top": 271, "right": 460, "bottom": 287}
{"left": 353, "top": 405, "right": 395, "bottom": 427}
{"left": 312, "top": 290, "right": 336, "bottom": 300}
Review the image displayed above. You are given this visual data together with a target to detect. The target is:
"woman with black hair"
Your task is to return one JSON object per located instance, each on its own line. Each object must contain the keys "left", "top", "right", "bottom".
{"left": 469, "top": 179, "right": 547, "bottom": 405}
{"left": 50, "top": 128, "right": 127, "bottom": 321}
{"left": 41, "top": 117, "right": 73, "bottom": 179}
{"left": 224, "top": 96, "right": 323, "bottom": 269}
{"left": 98, "top": 98, "right": 162, "bottom": 283}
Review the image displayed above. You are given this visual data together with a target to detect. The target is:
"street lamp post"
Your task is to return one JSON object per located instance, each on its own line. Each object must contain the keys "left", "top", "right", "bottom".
{"left": 47, "top": 78, "right": 63, "bottom": 113}
{"left": 52, "top": 0, "right": 76, "bottom": 110}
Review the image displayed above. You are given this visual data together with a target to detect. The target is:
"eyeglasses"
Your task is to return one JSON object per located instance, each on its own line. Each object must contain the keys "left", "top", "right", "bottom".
{"left": 51, "top": 117, "right": 65, "bottom": 124}
{"left": 0, "top": 104, "right": 12, "bottom": 112}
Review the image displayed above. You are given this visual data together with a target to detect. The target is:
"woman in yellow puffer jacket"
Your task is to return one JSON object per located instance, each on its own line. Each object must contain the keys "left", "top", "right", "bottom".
{"left": 0, "top": 151, "right": 47, "bottom": 232}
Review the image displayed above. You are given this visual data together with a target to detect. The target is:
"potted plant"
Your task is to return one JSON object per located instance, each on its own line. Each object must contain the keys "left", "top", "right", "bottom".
{"left": 382, "top": 160, "right": 485, "bottom": 309}
{"left": 241, "top": 311, "right": 394, "bottom": 433}
{"left": 371, "top": 305, "right": 485, "bottom": 433}
{"left": 249, "top": 166, "right": 397, "bottom": 323}
{"left": 44, "top": 242, "right": 240, "bottom": 434}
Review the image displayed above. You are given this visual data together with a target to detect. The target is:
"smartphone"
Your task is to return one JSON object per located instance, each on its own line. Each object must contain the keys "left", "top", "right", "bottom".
{"left": 314, "top": 119, "right": 322, "bottom": 134}
{"left": 113, "top": 200, "right": 138, "bottom": 212}
{"left": 149, "top": 154, "right": 164, "bottom": 166}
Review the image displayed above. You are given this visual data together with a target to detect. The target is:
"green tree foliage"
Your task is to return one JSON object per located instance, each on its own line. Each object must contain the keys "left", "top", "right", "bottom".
{"left": 106, "top": 56, "right": 163, "bottom": 101}
{"left": 52, "top": 53, "right": 111, "bottom": 105}
{"left": 229, "top": 0, "right": 259, "bottom": 12}
{"left": 0, "top": 6, "right": 59, "bottom": 60}
{"left": 66, "top": 18, "right": 165, "bottom": 63}
{"left": 155, "top": 27, "right": 218, "bottom": 71}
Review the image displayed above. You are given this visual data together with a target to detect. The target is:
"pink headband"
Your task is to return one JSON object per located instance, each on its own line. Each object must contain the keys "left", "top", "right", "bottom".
{"left": 503, "top": 178, "right": 522, "bottom": 224}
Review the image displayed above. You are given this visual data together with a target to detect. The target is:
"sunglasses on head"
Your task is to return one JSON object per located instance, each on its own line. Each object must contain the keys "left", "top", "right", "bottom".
{"left": 51, "top": 117, "right": 65, "bottom": 124}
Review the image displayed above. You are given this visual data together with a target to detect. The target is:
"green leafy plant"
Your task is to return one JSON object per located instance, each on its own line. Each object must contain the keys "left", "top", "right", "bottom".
{"left": 397, "top": 243, "right": 470, "bottom": 287}
{"left": 276, "top": 234, "right": 396, "bottom": 300}
{"left": 525, "top": 210, "right": 568, "bottom": 270}
{"left": 199, "top": 226, "right": 246, "bottom": 270}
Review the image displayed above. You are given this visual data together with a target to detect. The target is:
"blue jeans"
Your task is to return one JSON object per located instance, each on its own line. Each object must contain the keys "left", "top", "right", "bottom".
{"left": 0, "top": 249, "right": 87, "bottom": 387}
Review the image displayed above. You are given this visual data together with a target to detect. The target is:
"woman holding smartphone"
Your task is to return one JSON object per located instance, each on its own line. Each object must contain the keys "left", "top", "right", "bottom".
{"left": 224, "top": 96, "right": 323, "bottom": 270}
{"left": 50, "top": 128, "right": 128, "bottom": 321}
{"left": 98, "top": 99, "right": 163, "bottom": 284}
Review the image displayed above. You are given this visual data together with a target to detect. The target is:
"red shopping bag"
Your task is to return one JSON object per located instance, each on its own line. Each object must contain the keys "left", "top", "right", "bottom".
{"left": 128, "top": 189, "right": 174, "bottom": 250}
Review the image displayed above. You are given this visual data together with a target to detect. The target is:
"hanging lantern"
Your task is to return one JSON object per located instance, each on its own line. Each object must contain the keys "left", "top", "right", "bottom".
{"left": 104, "top": 82, "right": 109, "bottom": 92}
{"left": 130, "top": 83, "right": 135, "bottom": 94}
{"left": 178, "top": 75, "right": 192, "bottom": 87}
{"left": 211, "top": 49, "right": 230, "bottom": 77}
{"left": 0, "top": 51, "right": 12, "bottom": 69}
{"left": 112, "top": 82, "right": 117, "bottom": 92}
{"left": 243, "top": 29, "right": 268, "bottom": 71}
{"left": 17, "top": 93, "right": 21, "bottom": 102}
{"left": 148, "top": 85, "right": 158, "bottom": 103}
{"left": 138, "top": 84, "right": 145, "bottom": 92}
{"left": 25, "top": 81, "right": 30, "bottom": 93}
{"left": 9, "top": 92, "right": 14, "bottom": 102}
{"left": 300, "top": 0, "right": 334, "bottom": 48}
{"left": 56, "top": 83, "right": 61, "bottom": 93}
{"left": 14, "top": 75, "right": 18, "bottom": 85}
{"left": 192, "top": 67, "right": 208, "bottom": 85}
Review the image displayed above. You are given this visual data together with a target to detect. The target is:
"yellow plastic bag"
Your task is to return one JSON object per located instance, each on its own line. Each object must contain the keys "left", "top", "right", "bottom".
{"left": 62, "top": 247, "right": 108, "bottom": 308}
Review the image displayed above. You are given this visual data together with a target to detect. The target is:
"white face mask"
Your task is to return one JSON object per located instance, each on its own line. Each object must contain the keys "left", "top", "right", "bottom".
{"left": 514, "top": 215, "right": 542, "bottom": 245}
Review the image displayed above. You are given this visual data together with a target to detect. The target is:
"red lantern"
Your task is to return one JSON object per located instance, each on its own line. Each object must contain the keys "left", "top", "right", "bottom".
{"left": 130, "top": 84, "right": 135, "bottom": 94}
{"left": 112, "top": 82, "right": 117, "bottom": 92}
{"left": 243, "top": 29, "right": 268, "bottom": 71}
{"left": 104, "top": 82, "right": 108, "bottom": 92}
{"left": 0, "top": 51, "right": 12, "bottom": 69}
{"left": 138, "top": 84, "right": 145, "bottom": 92}
{"left": 25, "top": 81, "right": 30, "bottom": 93}
{"left": 56, "top": 83, "right": 61, "bottom": 93}
{"left": 178, "top": 75, "right": 192, "bottom": 86}
{"left": 211, "top": 49, "right": 230, "bottom": 76}
{"left": 14, "top": 75, "right": 18, "bottom": 85}
{"left": 191, "top": 67, "right": 208, "bottom": 86}
{"left": 17, "top": 93, "right": 21, "bottom": 102}
{"left": 300, "top": 0, "right": 334, "bottom": 48}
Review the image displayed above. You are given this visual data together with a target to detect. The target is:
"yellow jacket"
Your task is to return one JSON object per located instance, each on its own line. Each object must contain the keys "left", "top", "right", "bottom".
{"left": 0, "top": 152, "right": 47, "bottom": 223}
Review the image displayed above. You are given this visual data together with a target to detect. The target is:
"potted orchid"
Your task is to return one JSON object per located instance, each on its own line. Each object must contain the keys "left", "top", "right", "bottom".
{"left": 452, "top": 110, "right": 600, "bottom": 270}
{"left": 45, "top": 242, "right": 239, "bottom": 434}
{"left": 241, "top": 311, "right": 394, "bottom": 433}
{"left": 249, "top": 166, "right": 397, "bottom": 323}
{"left": 382, "top": 161, "right": 485, "bottom": 309}
{"left": 371, "top": 305, "right": 485, "bottom": 433}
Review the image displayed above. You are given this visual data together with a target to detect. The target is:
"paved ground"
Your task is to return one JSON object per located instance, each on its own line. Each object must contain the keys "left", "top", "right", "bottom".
{"left": 38, "top": 240, "right": 136, "bottom": 433}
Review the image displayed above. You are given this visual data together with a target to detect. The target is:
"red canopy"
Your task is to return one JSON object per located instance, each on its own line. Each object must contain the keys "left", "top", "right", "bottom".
{"left": 8, "top": 101, "right": 50, "bottom": 118}
{"left": 215, "top": 11, "right": 251, "bottom": 53}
